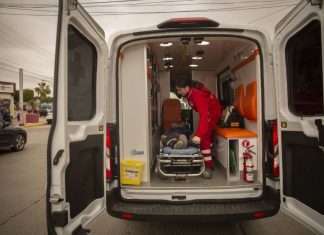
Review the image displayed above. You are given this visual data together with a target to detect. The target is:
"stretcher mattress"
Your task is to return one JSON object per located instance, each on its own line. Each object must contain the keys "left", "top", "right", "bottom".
{"left": 162, "top": 146, "right": 199, "bottom": 155}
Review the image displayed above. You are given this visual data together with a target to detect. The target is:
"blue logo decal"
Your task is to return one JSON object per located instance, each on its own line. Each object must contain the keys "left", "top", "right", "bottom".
{"left": 130, "top": 149, "right": 144, "bottom": 156}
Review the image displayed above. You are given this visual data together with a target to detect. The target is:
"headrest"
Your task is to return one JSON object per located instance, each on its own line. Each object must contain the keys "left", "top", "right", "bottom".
{"left": 244, "top": 81, "right": 257, "bottom": 121}
{"left": 163, "top": 99, "right": 180, "bottom": 107}
{"left": 162, "top": 99, "right": 181, "bottom": 121}
{"left": 234, "top": 84, "right": 245, "bottom": 117}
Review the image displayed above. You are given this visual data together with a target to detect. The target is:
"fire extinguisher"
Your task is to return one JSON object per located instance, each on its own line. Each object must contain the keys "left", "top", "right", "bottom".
{"left": 243, "top": 151, "right": 254, "bottom": 183}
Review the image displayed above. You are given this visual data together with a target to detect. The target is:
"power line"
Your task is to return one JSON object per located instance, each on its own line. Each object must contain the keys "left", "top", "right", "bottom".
{"left": 0, "top": 32, "right": 54, "bottom": 62}
{"left": 0, "top": 61, "right": 54, "bottom": 82}
{"left": 0, "top": 0, "right": 298, "bottom": 9}
{"left": 248, "top": 5, "right": 292, "bottom": 24}
{"left": 82, "top": 0, "right": 298, "bottom": 7}
{"left": 0, "top": 1, "right": 299, "bottom": 17}
{"left": 0, "top": 58, "right": 53, "bottom": 78}
{"left": 88, "top": 3, "right": 298, "bottom": 15}
{"left": 0, "top": 22, "right": 54, "bottom": 61}
{"left": 0, "top": 7, "right": 57, "bottom": 12}
{"left": 0, "top": 67, "right": 53, "bottom": 84}
{"left": 0, "top": 12, "right": 57, "bottom": 16}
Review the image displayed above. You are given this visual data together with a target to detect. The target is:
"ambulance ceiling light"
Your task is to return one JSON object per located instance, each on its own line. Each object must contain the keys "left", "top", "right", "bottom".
{"left": 160, "top": 42, "right": 173, "bottom": 47}
{"left": 197, "top": 40, "right": 210, "bottom": 46}
{"left": 163, "top": 56, "right": 173, "bottom": 61}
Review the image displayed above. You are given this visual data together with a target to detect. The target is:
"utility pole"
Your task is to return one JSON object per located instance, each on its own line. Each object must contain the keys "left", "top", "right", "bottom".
{"left": 19, "top": 68, "right": 24, "bottom": 126}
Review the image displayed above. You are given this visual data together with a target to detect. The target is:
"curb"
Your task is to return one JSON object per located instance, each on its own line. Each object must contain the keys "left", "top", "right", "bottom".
{"left": 22, "top": 122, "right": 49, "bottom": 128}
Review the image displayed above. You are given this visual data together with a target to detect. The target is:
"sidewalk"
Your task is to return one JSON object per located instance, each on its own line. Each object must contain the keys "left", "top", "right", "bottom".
{"left": 11, "top": 117, "right": 48, "bottom": 128}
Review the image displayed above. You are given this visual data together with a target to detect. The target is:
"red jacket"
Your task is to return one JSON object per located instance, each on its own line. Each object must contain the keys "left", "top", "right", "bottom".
{"left": 185, "top": 82, "right": 222, "bottom": 139}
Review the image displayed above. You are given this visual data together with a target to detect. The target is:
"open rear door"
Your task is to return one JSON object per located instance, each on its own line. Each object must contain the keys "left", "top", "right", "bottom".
{"left": 273, "top": 0, "right": 324, "bottom": 233}
{"left": 47, "top": 0, "right": 108, "bottom": 234}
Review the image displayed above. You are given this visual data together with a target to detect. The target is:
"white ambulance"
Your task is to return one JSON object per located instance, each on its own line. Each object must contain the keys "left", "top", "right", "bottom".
{"left": 47, "top": 0, "right": 324, "bottom": 234}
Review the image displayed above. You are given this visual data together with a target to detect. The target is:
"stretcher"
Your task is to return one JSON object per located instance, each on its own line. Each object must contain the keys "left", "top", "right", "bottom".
{"left": 155, "top": 146, "right": 205, "bottom": 180}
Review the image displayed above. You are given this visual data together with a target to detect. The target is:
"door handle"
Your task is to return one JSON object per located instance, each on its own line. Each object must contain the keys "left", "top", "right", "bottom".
{"left": 53, "top": 149, "right": 64, "bottom": 166}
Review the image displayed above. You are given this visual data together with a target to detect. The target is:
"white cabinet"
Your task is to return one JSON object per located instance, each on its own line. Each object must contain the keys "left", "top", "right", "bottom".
{"left": 216, "top": 134, "right": 257, "bottom": 181}
{"left": 120, "top": 44, "right": 160, "bottom": 183}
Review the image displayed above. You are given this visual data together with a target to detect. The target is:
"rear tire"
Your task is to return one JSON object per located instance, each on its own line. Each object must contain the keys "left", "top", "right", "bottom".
{"left": 13, "top": 134, "right": 26, "bottom": 151}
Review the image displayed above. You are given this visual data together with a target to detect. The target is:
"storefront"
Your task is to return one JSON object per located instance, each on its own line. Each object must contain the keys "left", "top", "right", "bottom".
{"left": 0, "top": 81, "right": 16, "bottom": 120}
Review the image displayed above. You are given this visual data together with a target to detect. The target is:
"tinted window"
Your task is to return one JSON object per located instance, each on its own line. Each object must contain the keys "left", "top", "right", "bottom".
{"left": 286, "top": 20, "right": 323, "bottom": 116}
{"left": 68, "top": 25, "right": 97, "bottom": 121}
{"left": 217, "top": 67, "right": 234, "bottom": 107}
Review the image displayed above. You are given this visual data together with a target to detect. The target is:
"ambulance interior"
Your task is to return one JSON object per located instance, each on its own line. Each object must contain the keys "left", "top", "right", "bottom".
{"left": 119, "top": 36, "right": 264, "bottom": 196}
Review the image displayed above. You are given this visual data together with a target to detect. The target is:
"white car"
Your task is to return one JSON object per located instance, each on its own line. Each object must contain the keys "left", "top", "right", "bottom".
{"left": 46, "top": 110, "right": 53, "bottom": 124}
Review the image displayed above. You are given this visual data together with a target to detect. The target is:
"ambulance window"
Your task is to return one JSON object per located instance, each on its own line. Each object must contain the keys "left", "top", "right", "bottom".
{"left": 286, "top": 20, "right": 323, "bottom": 116}
{"left": 67, "top": 25, "right": 97, "bottom": 121}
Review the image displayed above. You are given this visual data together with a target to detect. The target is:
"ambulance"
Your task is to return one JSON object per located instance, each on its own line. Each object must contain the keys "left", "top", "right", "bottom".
{"left": 47, "top": 0, "right": 324, "bottom": 234}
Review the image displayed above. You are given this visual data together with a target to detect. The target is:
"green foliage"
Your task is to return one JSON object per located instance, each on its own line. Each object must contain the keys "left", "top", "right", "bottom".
{"left": 34, "top": 82, "right": 51, "bottom": 102}
{"left": 23, "top": 89, "right": 34, "bottom": 102}
{"left": 13, "top": 89, "right": 35, "bottom": 104}
{"left": 42, "top": 97, "right": 53, "bottom": 103}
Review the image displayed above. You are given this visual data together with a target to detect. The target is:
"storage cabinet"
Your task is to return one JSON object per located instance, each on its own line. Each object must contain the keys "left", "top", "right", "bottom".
{"left": 215, "top": 128, "right": 257, "bottom": 181}
{"left": 120, "top": 44, "right": 160, "bottom": 183}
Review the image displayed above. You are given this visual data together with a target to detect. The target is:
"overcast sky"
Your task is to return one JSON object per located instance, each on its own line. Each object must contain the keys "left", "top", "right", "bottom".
{"left": 0, "top": 0, "right": 300, "bottom": 92}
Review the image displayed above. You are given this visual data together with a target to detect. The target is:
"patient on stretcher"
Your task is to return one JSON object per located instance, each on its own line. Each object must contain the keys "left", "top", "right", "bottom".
{"left": 161, "top": 133, "right": 188, "bottom": 149}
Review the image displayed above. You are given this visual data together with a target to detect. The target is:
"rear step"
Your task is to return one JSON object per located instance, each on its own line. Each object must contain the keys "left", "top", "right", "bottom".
{"left": 107, "top": 186, "right": 280, "bottom": 222}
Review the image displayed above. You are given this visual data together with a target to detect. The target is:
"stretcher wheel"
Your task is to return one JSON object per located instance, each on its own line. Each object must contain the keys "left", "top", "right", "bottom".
{"left": 202, "top": 169, "right": 212, "bottom": 179}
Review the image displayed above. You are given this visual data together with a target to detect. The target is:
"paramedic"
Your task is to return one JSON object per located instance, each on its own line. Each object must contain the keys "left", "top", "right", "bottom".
{"left": 176, "top": 77, "right": 222, "bottom": 178}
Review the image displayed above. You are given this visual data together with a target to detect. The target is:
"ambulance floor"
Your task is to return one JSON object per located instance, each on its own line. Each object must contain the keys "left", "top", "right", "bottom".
{"left": 138, "top": 163, "right": 262, "bottom": 189}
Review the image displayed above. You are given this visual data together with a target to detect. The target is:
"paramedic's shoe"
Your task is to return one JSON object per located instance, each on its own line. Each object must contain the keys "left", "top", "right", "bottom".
{"left": 202, "top": 168, "right": 212, "bottom": 179}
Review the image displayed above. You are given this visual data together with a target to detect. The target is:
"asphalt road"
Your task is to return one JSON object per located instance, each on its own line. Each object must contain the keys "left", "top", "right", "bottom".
{"left": 0, "top": 126, "right": 315, "bottom": 235}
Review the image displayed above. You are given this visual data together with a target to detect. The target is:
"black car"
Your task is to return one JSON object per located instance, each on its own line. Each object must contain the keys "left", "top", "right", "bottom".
{"left": 0, "top": 120, "right": 27, "bottom": 151}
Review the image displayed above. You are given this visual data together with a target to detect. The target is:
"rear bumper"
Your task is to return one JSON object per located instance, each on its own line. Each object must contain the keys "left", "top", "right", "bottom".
{"left": 107, "top": 186, "right": 280, "bottom": 222}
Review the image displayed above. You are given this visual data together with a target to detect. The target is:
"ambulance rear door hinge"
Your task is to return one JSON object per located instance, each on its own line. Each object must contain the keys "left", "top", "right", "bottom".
{"left": 68, "top": 0, "right": 78, "bottom": 14}
{"left": 49, "top": 194, "right": 64, "bottom": 203}
{"left": 307, "top": 0, "right": 322, "bottom": 8}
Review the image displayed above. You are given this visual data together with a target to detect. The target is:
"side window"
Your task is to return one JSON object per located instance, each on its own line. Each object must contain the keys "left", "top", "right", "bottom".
{"left": 68, "top": 25, "right": 97, "bottom": 121}
{"left": 217, "top": 67, "right": 234, "bottom": 107}
{"left": 286, "top": 20, "right": 323, "bottom": 116}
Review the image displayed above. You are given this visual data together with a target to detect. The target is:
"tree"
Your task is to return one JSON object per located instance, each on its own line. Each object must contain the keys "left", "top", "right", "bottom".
{"left": 42, "top": 96, "right": 53, "bottom": 103}
{"left": 34, "top": 82, "right": 51, "bottom": 102}
{"left": 14, "top": 89, "right": 35, "bottom": 104}
{"left": 23, "top": 89, "right": 34, "bottom": 102}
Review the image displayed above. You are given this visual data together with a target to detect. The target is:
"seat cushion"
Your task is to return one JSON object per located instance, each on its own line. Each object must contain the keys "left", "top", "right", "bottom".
{"left": 234, "top": 84, "right": 245, "bottom": 117}
{"left": 244, "top": 81, "right": 257, "bottom": 121}
{"left": 215, "top": 127, "right": 257, "bottom": 138}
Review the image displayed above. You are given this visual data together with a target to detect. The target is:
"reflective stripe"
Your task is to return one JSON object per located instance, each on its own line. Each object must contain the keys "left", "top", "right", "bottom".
{"left": 201, "top": 149, "right": 211, "bottom": 154}
{"left": 204, "top": 156, "right": 212, "bottom": 161}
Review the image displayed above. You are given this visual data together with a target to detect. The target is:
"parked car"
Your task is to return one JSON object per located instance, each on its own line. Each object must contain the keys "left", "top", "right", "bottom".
{"left": 46, "top": 110, "right": 53, "bottom": 124}
{"left": 0, "top": 120, "right": 27, "bottom": 151}
{"left": 39, "top": 103, "right": 53, "bottom": 117}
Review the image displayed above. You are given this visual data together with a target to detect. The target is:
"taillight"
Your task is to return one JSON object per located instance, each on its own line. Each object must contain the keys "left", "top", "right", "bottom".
{"left": 272, "top": 120, "right": 279, "bottom": 177}
{"left": 121, "top": 213, "right": 133, "bottom": 219}
{"left": 157, "top": 17, "right": 219, "bottom": 29}
{"left": 106, "top": 124, "right": 112, "bottom": 180}
{"left": 253, "top": 212, "right": 265, "bottom": 218}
